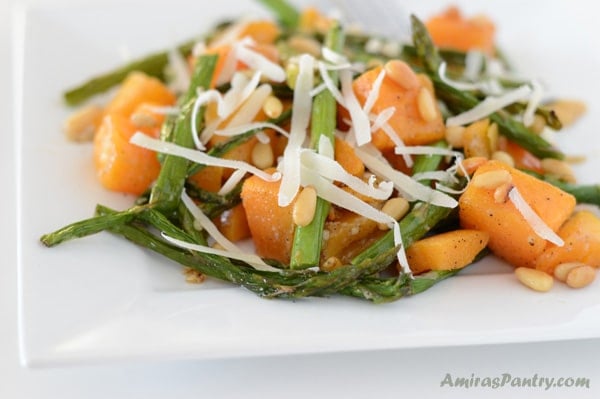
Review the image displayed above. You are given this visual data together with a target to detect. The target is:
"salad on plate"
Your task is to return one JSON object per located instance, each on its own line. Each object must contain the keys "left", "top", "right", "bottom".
{"left": 42, "top": 0, "right": 600, "bottom": 302}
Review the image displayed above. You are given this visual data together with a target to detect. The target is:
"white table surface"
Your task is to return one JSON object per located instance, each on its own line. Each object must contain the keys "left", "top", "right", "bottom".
{"left": 2, "top": 0, "right": 600, "bottom": 398}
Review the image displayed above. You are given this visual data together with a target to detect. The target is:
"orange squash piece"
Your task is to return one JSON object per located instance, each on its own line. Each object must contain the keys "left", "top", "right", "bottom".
{"left": 103, "top": 72, "right": 176, "bottom": 118}
{"left": 205, "top": 43, "right": 280, "bottom": 87}
{"left": 406, "top": 229, "right": 489, "bottom": 274}
{"left": 240, "top": 169, "right": 295, "bottom": 263}
{"left": 425, "top": 7, "right": 496, "bottom": 56}
{"left": 334, "top": 137, "right": 364, "bottom": 177}
{"left": 497, "top": 136, "right": 543, "bottom": 173}
{"left": 459, "top": 160, "right": 576, "bottom": 268}
{"left": 214, "top": 203, "right": 252, "bottom": 242}
{"left": 352, "top": 67, "right": 445, "bottom": 150}
{"left": 535, "top": 211, "right": 600, "bottom": 274}
{"left": 93, "top": 114, "right": 161, "bottom": 195}
{"left": 239, "top": 20, "right": 280, "bottom": 44}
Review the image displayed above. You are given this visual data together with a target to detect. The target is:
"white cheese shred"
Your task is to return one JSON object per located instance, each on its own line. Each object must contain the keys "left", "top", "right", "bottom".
{"left": 130, "top": 132, "right": 280, "bottom": 182}
{"left": 523, "top": 79, "right": 543, "bottom": 127}
{"left": 167, "top": 47, "right": 192, "bottom": 94}
{"left": 463, "top": 51, "right": 484, "bottom": 81}
{"left": 300, "top": 165, "right": 410, "bottom": 277}
{"left": 446, "top": 85, "right": 532, "bottom": 127}
{"left": 215, "top": 122, "right": 290, "bottom": 138}
{"left": 341, "top": 69, "right": 371, "bottom": 146}
{"left": 236, "top": 39, "right": 285, "bottom": 82}
{"left": 300, "top": 149, "right": 393, "bottom": 200}
{"left": 162, "top": 235, "right": 276, "bottom": 271}
{"left": 354, "top": 145, "right": 458, "bottom": 208}
{"left": 278, "top": 54, "right": 314, "bottom": 207}
{"left": 362, "top": 68, "right": 386, "bottom": 115}
{"left": 190, "top": 89, "right": 223, "bottom": 150}
{"left": 178, "top": 191, "right": 280, "bottom": 272}
{"left": 508, "top": 186, "right": 564, "bottom": 246}
{"left": 318, "top": 61, "right": 346, "bottom": 105}
{"left": 218, "top": 169, "right": 246, "bottom": 196}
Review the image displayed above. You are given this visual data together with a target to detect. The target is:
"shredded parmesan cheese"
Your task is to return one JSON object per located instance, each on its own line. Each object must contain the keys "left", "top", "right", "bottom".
{"left": 523, "top": 79, "right": 543, "bottom": 127}
{"left": 354, "top": 145, "right": 458, "bottom": 208}
{"left": 508, "top": 186, "right": 564, "bottom": 246}
{"left": 446, "top": 85, "right": 532, "bottom": 127}
{"left": 130, "top": 132, "right": 280, "bottom": 182}
{"left": 278, "top": 54, "right": 314, "bottom": 207}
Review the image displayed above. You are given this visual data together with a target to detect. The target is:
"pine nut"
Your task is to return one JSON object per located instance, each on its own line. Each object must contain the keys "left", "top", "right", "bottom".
{"left": 63, "top": 105, "right": 103, "bottom": 142}
{"left": 384, "top": 60, "right": 418, "bottom": 90}
{"left": 321, "top": 256, "right": 343, "bottom": 272}
{"left": 457, "top": 157, "right": 487, "bottom": 176}
{"left": 378, "top": 197, "right": 410, "bottom": 230}
{"left": 491, "top": 150, "right": 515, "bottom": 167}
{"left": 471, "top": 169, "right": 512, "bottom": 189}
{"left": 548, "top": 99, "right": 587, "bottom": 127}
{"left": 417, "top": 87, "right": 438, "bottom": 122}
{"left": 530, "top": 114, "right": 546, "bottom": 134}
{"left": 131, "top": 111, "right": 160, "bottom": 128}
{"left": 262, "top": 95, "right": 283, "bottom": 119}
{"left": 293, "top": 186, "right": 317, "bottom": 227}
{"left": 541, "top": 158, "right": 576, "bottom": 183}
{"left": 183, "top": 267, "right": 206, "bottom": 284}
{"left": 515, "top": 267, "right": 553, "bottom": 292}
{"left": 445, "top": 126, "right": 465, "bottom": 148}
{"left": 288, "top": 35, "right": 322, "bottom": 57}
{"left": 493, "top": 182, "right": 513, "bottom": 204}
{"left": 553, "top": 262, "right": 586, "bottom": 282}
{"left": 486, "top": 122, "right": 499, "bottom": 152}
{"left": 565, "top": 264, "right": 596, "bottom": 289}
{"left": 251, "top": 141, "right": 274, "bottom": 169}
{"left": 285, "top": 62, "right": 299, "bottom": 89}
{"left": 381, "top": 41, "right": 401, "bottom": 58}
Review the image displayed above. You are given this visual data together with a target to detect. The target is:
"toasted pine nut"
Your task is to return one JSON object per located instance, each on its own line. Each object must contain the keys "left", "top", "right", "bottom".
{"left": 548, "top": 99, "right": 587, "bottom": 127}
{"left": 131, "top": 111, "right": 160, "bottom": 128}
{"left": 251, "top": 141, "right": 274, "bottom": 170}
{"left": 378, "top": 197, "right": 410, "bottom": 230}
{"left": 491, "top": 150, "right": 515, "bottom": 167}
{"left": 486, "top": 122, "right": 499, "bottom": 152}
{"left": 288, "top": 35, "right": 321, "bottom": 57}
{"left": 457, "top": 156, "right": 488, "bottom": 177}
{"left": 417, "top": 87, "right": 438, "bottom": 122}
{"left": 541, "top": 158, "right": 576, "bottom": 183}
{"left": 293, "top": 186, "right": 318, "bottom": 227}
{"left": 565, "top": 264, "right": 596, "bottom": 289}
{"left": 63, "top": 105, "right": 103, "bottom": 142}
{"left": 445, "top": 126, "right": 465, "bottom": 148}
{"left": 471, "top": 169, "right": 512, "bottom": 189}
{"left": 262, "top": 95, "right": 283, "bottom": 119}
{"left": 183, "top": 267, "right": 206, "bottom": 284}
{"left": 321, "top": 256, "right": 343, "bottom": 272}
{"left": 493, "top": 182, "right": 513, "bottom": 204}
{"left": 553, "top": 262, "right": 586, "bottom": 282}
{"left": 384, "top": 60, "right": 419, "bottom": 90}
{"left": 381, "top": 41, "right": 401, "bottom": 58}
{"left": 515, "top": 267, "right": 553, "bottom": 292}
{"left": 530, "top": 114, "right": 546, "bottom": 134}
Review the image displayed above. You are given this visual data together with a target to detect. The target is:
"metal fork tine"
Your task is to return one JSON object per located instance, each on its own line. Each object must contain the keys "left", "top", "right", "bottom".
{"left": 330, "top": 0, "right": 411, "bottom": 40}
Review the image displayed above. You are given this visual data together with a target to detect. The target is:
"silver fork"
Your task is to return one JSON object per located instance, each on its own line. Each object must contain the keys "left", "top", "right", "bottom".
{"left": 329, "top": 0, "right": 412, "bottom": 41}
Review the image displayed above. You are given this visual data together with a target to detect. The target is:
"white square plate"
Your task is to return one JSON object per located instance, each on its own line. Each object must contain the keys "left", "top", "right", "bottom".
{"left": 16, "top": 0, "right": 600, "bottom": 367}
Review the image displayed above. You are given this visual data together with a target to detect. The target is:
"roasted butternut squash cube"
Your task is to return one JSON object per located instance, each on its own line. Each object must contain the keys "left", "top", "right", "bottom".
{"left": 406, "top": 229, "right": 489, "bottom": 274}
{"left": 352, "top": 67, "right": 445, "bottom": 150}
{"left": 458, "top": 160, "right": 576, "bottom": 268}
{"left": 535, "top": 211, "right": 600, "bottom": 274}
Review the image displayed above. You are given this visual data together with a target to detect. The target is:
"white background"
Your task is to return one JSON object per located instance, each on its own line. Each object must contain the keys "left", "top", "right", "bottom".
{"left": 2, "top": 0, "right": 600, "bottom": 397}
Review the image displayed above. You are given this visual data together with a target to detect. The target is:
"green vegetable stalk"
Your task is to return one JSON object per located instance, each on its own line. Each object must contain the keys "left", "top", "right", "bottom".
{"left": 290, "top": 21, "right": 344, "bottom": 269}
